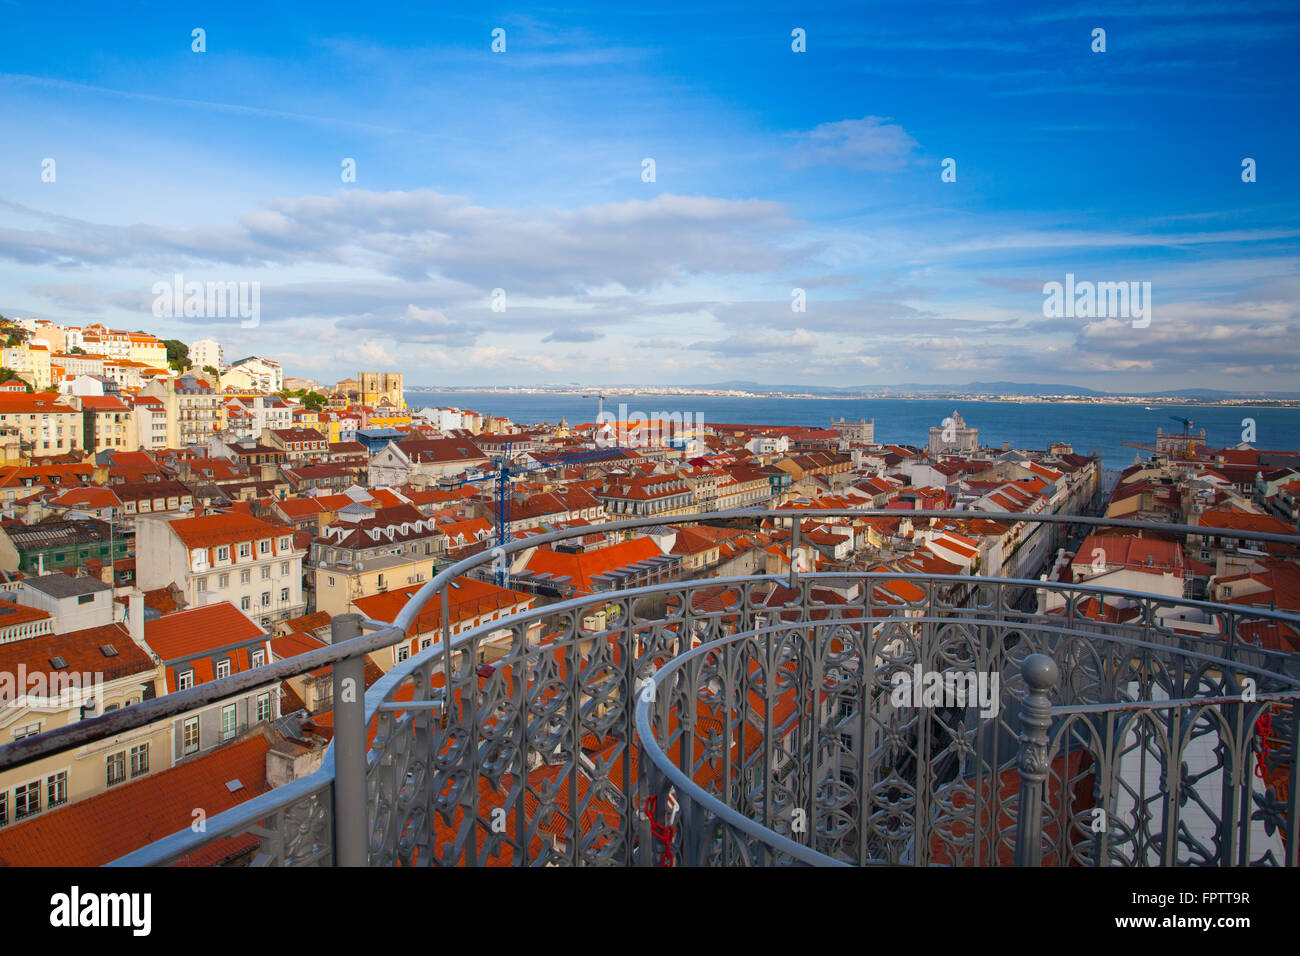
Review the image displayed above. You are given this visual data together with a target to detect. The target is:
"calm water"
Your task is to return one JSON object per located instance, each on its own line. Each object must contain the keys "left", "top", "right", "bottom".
{"left": 405, "top": 391, "right": 1300, "bottom": 471}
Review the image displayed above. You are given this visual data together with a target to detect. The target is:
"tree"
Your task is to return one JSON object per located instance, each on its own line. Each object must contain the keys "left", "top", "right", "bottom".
{"left": 203, "top": 365, "right": 219, "bottom": 377}
{"left": 303, "top": 391, "right": 327, "bottom": 412}
{"left": 163, "top": 339, "right": 190, "bottom": 365}
{"left": 0, "top": 367, "right": 34, "bottom": 392}
{"left": 69, "top": 346, "right": 86, "bottom": 355}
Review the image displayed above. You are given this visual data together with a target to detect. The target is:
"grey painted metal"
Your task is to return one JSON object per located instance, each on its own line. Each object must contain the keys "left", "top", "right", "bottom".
{"left": 10, "top": 508, "right": 1294, "bottom": 773}
{"left": 5, "top": 509, "right": 1296, "bottom": 867}
{"left": 1013, "top": 654, "right": 1059, "bottom": 867}
{"left": 331, "top": 614, "right": 367, "bottom": 866}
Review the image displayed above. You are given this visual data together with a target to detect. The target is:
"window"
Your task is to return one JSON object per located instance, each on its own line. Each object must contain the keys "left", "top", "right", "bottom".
{"left": 259, "top": 540, "right": 270, "bottom": 555}
{"left": 239, "top": 543, "right": 251, "bottom": 558}
{"left": 261, "top": 592, "right": 270, "bottom": 607}
{"left": 328, "top": 576, "right": 335, "bottom": 587}
{"left": 216, "top": 659, "right": 231, "bottom": 680}
{"left": 280, "top": 562, "right": 289, "bottom": 576}
{"left": 77, "top": 593, "right": 94, "bottom": 605}
{"left": 0, "top": 792, "right": 6, "bottom": 827}
{"left": 261, "top": 566, "right": 271, "bottom": 580}
{"left": 240, "top": 569, "right": 251, "bottom": 584}
{"left": 130, "top": 743, "right": 149, "bottom": 777}
{"left": 218, "top": 573, "right": 229, "bottom": 588}
{"left": 280, "top": 588, "right": 289, "bottom": 603}
{"left": 256, "top": 693, "right": 272, "bottom": 722}
{"left": 47, "top": 771, "right": 67, "bottom": 807}
{"left": 221, "top": 704, "right": 237, "bottom": 740}
{"left": 178, "top": 670, "right": 194, "bottom": 690}
{"left": 397, "top": 646, "right": 409, "bottom": 663}
{"left": 183, "top": 716, "right": 199, "bottom": 754}
{"left": 196, "top": 577, "right": 207, "bottom": 593}
{"left": 15, "top": 782, "right": 40, "bottom": 819}
{"left": 279, "top": 537, "right": 291, "bottom": 551}
{"left": 251, "top": 649, "right": 265, "bottom": 668}
{"left": 241, "top": 596, "right": 251, "bottom": 610}
{"left": 106, "top": 752, "right": 127, "bottom": 787}
{"left": 12, "top": 723, "right": 41, "bottom": 741}
{"left": 217, "top": 546, "right": 229, "bottom": 561}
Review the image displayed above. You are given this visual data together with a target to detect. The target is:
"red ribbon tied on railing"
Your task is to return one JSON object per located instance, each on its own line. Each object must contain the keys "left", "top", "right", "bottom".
{"left": 644, "top": 795, "right": 675, "bottom": 867}
{"left": 1254, "top": 713, "right": 1274, "bottom": 779}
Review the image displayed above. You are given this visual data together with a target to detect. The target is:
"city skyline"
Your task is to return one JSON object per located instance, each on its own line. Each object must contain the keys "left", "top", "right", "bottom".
{"left": 2, "top": 1, "right": 1298, "bottom": 391}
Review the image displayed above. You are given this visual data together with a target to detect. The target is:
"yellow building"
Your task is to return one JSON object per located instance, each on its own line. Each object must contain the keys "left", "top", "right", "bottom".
{"left": 0, "top": 623, "right": 171, "bottom": 824}
{"left": 2, "top": 344, "right": 52, "bottom": 390}
{"left": 128, "top": 334, "right": 168, "bottom": 370}
{"left": 367, "top": 411, "right": 413, "bottom": 430}
{"left": 0, "top": 395, "right": 84, "bottom": 458}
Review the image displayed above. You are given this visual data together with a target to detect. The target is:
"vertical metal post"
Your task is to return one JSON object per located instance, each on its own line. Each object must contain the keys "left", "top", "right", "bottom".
{"left": 789, "top": 518, "right": 801, "bottom": 591}
{"left": 331, "top": 613, "right": 367, "bottom": 866}
{"left": 1013, "top": 653, "right": 1059, "bottom": 867}
{"left": 1286, "top": 701, "right": 1299, "bottom": 867}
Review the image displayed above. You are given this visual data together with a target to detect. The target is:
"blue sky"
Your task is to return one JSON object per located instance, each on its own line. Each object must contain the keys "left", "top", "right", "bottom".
{"left": 1, "top": 0, "right": 1298, "bottom": 391}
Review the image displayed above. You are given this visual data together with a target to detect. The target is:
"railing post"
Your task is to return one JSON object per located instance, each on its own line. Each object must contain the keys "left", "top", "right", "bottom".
{"left": 789, "top": 518, "right": 801, "bottom": 591}
{"left": 1013, "top": 653, "right": 1059, "bottom": 867}
{"left": 331, "top": 613, "right": 367, "bottom": 867}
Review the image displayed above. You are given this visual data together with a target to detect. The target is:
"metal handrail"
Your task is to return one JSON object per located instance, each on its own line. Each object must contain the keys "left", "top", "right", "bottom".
{"left": 1, "top": 508, "right": 1295, "bottom": 866}
{"left": 634, "top": 613, "right": 1300, "bottom": 866}
{"left": 4, "top": 508, "right": 1297, "bottom": 770}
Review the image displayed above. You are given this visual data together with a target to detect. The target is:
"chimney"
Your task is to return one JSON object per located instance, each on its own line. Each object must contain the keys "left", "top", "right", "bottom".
{"left": 128, "top": 589, "right": 145, "bottom": 647}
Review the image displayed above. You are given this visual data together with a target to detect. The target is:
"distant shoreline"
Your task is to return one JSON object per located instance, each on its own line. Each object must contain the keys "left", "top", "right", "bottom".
{"left": 404, "top": 387, "right": 1300, "bottom": 408}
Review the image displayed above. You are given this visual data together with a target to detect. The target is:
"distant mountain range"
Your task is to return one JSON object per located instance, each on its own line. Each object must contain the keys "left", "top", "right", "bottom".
{"left": 694, "top": 380, "right": 1300, "bottom": 400}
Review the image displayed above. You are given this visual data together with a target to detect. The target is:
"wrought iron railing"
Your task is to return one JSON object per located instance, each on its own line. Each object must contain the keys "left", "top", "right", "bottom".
{"left": 1, "top": 509, "right": 1296, "bottom": 867}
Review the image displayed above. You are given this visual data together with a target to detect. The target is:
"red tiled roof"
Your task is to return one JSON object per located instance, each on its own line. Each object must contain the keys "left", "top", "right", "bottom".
{"left": 523, "top": 537, "right": 665, "bottom": 594}
{"left": 168, "top": 512, "right": 285, "bottom": 549}
{"left": 0, "top": 736, "right": 272, "bottom": 866}
{"left": 144, "top": 601, "right": 264, "bottom": 661}
{"left": 0, "top": 621, "right": 151, "bottom": 681}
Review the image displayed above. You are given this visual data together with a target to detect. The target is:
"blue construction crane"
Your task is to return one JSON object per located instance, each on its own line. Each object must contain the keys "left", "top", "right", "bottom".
{"left": 438, "top": 442, "right": 626, "bottom": 585}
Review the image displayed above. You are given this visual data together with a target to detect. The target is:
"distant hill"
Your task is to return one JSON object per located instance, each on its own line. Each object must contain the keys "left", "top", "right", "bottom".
{"left": 693, "top": 381, "right": 1300, "bottom": 400}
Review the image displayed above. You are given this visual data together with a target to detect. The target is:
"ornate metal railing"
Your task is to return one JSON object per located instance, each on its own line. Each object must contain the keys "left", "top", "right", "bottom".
{"left": 2, "top": 509, "right": 1297, "bottom": 866}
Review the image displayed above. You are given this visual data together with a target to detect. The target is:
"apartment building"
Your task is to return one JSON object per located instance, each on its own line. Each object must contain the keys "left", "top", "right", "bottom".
{"left": 129, "top": 395, "right": 168, "bottom": 450}
{"left": 136, "top": 512, "right": 306, "bottom": 629}
{"left": 226, "top": 356, "right": 283, "bottom": 393}
{"left": 190, "top": 338, "right": 223, "bottom": 371}
{"left": 351, "top": 576, "right": 538, "bottom": 671}
{"left": 8, "top": 574, "right": 116, "bottom": 634}
{"left": 0, "top": 622, "right": 168, "bottom": 828}
{"left": 597, "top": 475, "right": 697, "bottom": 518}
{"left": 51, "top": 352, "right": 106, "bottom": 380}
{"left": 2, "top": 344, "right": 52, "bottom": 389}
{"left": 75, "top": 395, "right": 137, "bottom": 453}
{"left": 142, "top": 602, "right": 278, "bottom": 765}
{"left": 1, "top": 519, "right": 129, "bottom": 576}
{"left": 266, "top": 427, "right": 328, "bottom": 461}
{"left": 142, "top": 372, "right": 219, "bottom": 448}
{"left": 0, "top": 394, "right": 83, "bottom": 459}
{"left": 310, "top": 504, "right": 447, "bottom": 616}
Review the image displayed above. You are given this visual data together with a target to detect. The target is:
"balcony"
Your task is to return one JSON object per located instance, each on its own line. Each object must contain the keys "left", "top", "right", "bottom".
{"left": 1, "top": 510, "right": 1298, "bottom": 867}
